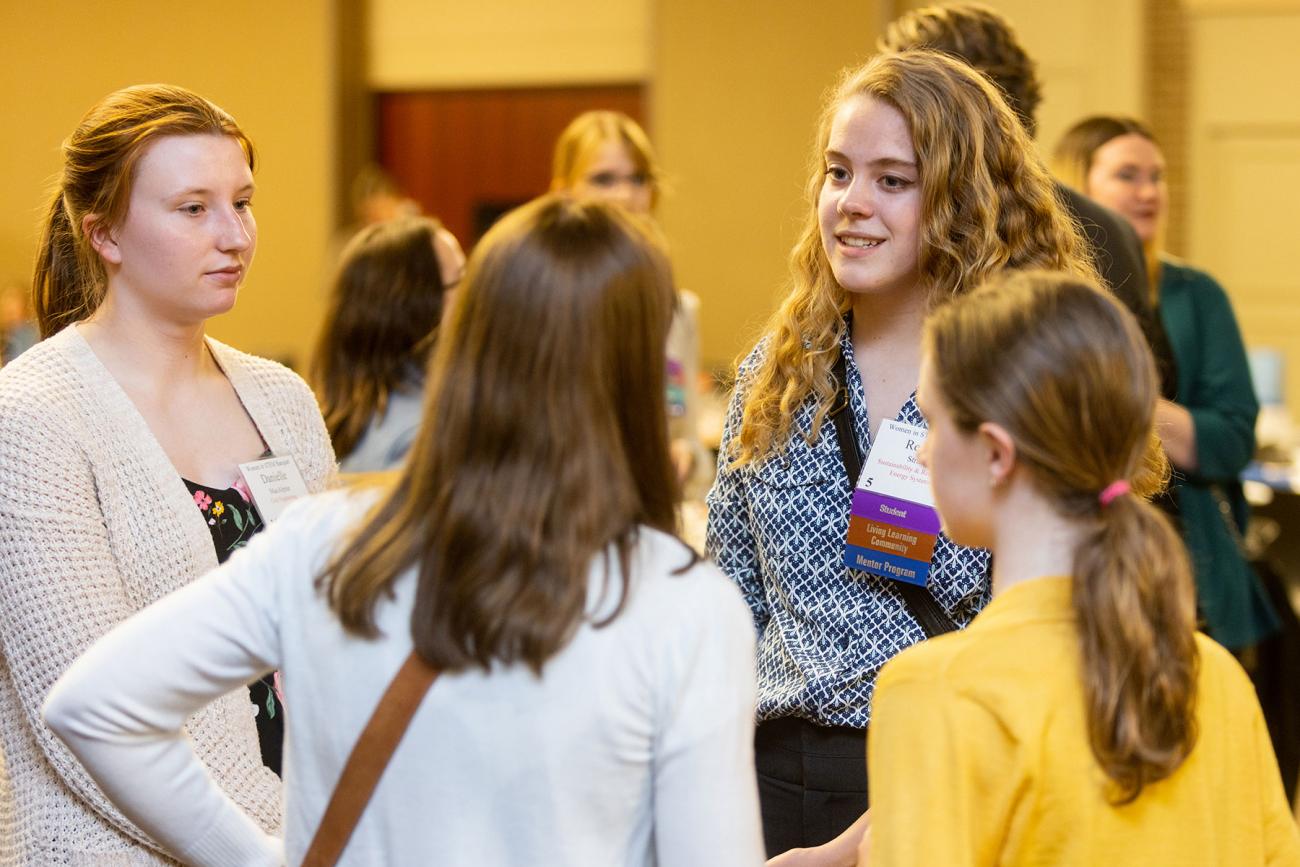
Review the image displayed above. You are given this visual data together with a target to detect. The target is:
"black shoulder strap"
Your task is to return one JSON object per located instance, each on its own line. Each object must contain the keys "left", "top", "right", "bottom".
{"left": 830, "top": 353, "right": 958, "bottom": 638}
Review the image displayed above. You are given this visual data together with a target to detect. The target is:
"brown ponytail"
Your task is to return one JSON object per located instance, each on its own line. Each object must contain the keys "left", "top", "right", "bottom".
{"left": 33, "top": 191, "right": 97, "bottom": 338}
{"left": 1074, "top": 491, "right": 1198, "bottom": 802}
{"left": 925, "top": 269, "right": 1198, "bottom": 803}
{"left": 31, "top": 84, "right": 254, "bottom": 338}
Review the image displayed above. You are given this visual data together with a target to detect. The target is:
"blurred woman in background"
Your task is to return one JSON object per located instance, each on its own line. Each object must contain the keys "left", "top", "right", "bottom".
{"left": 1054, "top": 116, "right": 1277, "bottom": 654}
{"left": 551, "top": 110, "right": 709, "bottom": 497}
{"left": 0, "top": 278, "right": 38, "bottom": 365}
{"left": 313, "top": 215, "right": 465, "bottom": 472}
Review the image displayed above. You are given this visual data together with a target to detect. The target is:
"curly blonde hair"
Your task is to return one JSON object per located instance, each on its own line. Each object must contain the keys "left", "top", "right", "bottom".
{"left": 732, "top": 50, "right": 1097, "bottom": 466}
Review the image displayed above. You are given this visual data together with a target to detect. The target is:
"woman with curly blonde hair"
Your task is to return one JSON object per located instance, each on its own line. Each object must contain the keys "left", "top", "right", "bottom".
{"left": 706, "top": 49, "right": 1097, "bottom": 859}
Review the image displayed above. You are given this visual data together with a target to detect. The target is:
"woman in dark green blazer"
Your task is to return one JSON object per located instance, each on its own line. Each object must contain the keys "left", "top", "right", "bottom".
{"left": 1054, "top": 115, "right": 1278, "bottom": 650}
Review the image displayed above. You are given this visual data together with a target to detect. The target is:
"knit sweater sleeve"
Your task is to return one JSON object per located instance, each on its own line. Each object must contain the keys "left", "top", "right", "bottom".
{"left": 42, "top": 495, "right": 329, "bottom": 866}
{"left": 0, "top": 396, "right": 174, "bottom": 855}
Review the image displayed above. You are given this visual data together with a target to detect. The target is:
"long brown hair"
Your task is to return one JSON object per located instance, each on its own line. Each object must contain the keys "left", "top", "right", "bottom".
{"left": 311, "top": 216, "right": 450, "bottom": 460}
{"left": 1052, "top": 115, "right": 1164, "bottom": 296}
{"left": 33, "top": 84, "right": 254, "bottom": 338}
{"left": 319, "top": 194, "right": 682, "bottom": 673}
{"left": 925, "top": 269, "right": 1198, "bottom": 804}
{"left": 733, "top": 50, "right": 1096, "bottom": 466}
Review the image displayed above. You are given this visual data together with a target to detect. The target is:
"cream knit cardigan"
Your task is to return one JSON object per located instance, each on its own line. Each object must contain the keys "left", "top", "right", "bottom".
{"left": 0, "top": 325, "right": 336, "bottom": 865}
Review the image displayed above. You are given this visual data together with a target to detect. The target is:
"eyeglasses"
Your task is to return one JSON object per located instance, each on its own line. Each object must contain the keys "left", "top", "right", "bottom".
{"left": 584, "top": 171, "right": 649, "bottom": 189}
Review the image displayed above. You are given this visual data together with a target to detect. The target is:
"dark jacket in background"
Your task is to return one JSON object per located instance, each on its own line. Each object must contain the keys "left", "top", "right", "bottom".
{"left": 1057, "top": 182, "right": 1179, "bottom": 400}
{"left": 1160, "top": 256, "right": 1276, "bottom": 650}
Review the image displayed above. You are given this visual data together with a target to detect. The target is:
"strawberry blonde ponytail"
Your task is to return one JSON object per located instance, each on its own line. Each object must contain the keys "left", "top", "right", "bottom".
{"left": 926, "top": 269, "right": 1198, "bottom": 803}
{"left": 32, "top": 191, "right": 93, "bottom": 338}
{"left": 1073, "top": 484, "right": 1198, "bottom": 802}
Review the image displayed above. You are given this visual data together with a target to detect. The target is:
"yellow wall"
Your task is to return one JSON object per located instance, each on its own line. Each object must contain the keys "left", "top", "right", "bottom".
{"left": 1186, "top": 0, "right": 1300, "bottom": 411}
{"left": 653, "top": 0, "right": 886, "bottom": 372}
{"left": 0, "top": 1, "right": 338, "bottom": 368}
{"left": 12, "top": 0, "right": 1290, "bottom": 410}
{"left": 368, "top": 0, "right": 652, "bottom": 88}
{"left": 895, "top": 0, "right": 1144, "bottom": 160}
{"left": 366, "top": 0, "right": 884, "bottom": 372}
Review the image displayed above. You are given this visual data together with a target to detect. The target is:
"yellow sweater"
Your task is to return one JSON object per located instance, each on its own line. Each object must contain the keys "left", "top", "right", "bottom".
{"left": 869, "top": 576, "right": 1300, "bottom": 866}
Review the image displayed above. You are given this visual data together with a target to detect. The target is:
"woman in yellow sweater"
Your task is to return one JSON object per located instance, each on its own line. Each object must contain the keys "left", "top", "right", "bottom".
{"left": 864, "top": 270, "right": 1299, "bottom": 865}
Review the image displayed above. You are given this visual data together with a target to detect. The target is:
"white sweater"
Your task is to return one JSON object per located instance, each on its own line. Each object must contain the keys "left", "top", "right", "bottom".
{"left": 0, "top": 325, "right": 335, "bottom": 865}
{"left": 46, "top": 490, "right": 765, "bottom": 866}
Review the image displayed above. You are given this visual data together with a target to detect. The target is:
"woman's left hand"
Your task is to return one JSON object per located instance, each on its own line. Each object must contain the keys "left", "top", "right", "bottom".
{"left": 855, "top": 826, "right": 872, "bottom": 866}
{"left": 766, "top": 847, "right": 844, "bottom": 867}
{"left": 1154, "top": 398, "right": 1198, "bottom": 471}
{"left": 765, "top": 809, "right": 871, "bottom": 867}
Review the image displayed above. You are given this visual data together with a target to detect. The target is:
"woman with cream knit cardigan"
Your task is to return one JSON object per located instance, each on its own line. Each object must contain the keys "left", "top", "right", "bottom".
{"left": 0, "top": 85, "right": 334, "bottom": 864}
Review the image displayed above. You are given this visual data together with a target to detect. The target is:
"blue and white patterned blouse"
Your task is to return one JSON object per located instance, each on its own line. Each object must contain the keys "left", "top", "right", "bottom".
{"left": 706, "top": 326, "right": 991, "bottom": 729}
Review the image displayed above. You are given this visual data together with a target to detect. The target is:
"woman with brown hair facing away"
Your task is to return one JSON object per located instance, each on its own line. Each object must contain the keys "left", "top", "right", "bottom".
{"left": 313, "top": 215, "right": 465, "bottom": 472}
{"left": 0, "top": 84, "right": 334, "bottom": 864}
{"left": 862, "top": 270, "right": 1300, "bottom": 865}
{"left": 707, "top": 49, "right": 1097, "bottom": 858}
{"left": 45, "top": 195, "right": 765, "bottom": 865}
{"left": 1053, "top": 116, "right": 1276, "bottom": 655}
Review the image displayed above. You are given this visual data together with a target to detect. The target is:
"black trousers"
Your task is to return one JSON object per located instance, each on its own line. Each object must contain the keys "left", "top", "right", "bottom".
{"left": 754, "top": 716, "right": 870, "bottom": 857}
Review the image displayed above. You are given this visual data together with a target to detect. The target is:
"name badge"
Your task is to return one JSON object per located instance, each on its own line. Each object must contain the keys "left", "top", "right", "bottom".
{"left": 237, "top": 454, "right": 310, "bottom": 522}
{"left": 842, "top": 420, "right": 940, "bottom": 587}
{"left": 666, "top": 358, "right": 688, "bottom": 418}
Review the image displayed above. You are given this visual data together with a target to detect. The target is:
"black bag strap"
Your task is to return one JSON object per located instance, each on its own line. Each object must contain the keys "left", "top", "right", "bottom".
{"left": 830, "top": 352, "right": 958, "bottom": 638}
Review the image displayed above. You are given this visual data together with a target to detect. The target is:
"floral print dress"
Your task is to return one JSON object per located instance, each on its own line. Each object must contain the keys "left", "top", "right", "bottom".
{"left": 184, "top": 473, "right": 286, "bottom": 776}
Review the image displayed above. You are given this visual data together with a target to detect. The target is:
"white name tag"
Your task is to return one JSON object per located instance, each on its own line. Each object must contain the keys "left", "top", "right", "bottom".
{"left": 237, "top": 455, "right": 310, "bottom": 522}
{"left": 857, "top": 419, "right": 935, "bottom": 506}
{"left": 844, "top": 420, "right": 941, "bottom": 587}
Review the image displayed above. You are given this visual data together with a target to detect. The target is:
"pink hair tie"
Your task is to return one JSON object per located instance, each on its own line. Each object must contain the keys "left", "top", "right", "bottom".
{"left": 1098, "top": 480, "right": 1131, "bottom": 507}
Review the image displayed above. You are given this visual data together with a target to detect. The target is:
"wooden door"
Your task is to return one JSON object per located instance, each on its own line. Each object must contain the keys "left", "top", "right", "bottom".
{"left": 375, "top": 85, "right": 645, "bottom": 247}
